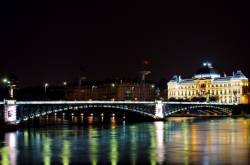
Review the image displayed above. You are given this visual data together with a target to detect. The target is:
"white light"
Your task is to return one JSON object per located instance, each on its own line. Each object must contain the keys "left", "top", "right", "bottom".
{"left": 44, "top": 83, "right": 49, "bottom": 87}
{"left": 6, "top": 132, "right": 16, "bottom": 148}
{"left": 155, "top": 101, "right": 164, "bottom": 118}
{"left": 3, "top": 78, "right": 8, "bottom": 82}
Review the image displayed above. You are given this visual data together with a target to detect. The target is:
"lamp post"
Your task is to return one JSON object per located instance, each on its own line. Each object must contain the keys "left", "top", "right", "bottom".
{"left": 156, "top": 88, "right": 160, "bottom": 100}
{"left": 111, "top": 83, "right": 116, "bottom": 100}
{"left": 44, "top": 83, "right": 49, "bottom": 99}
{"left": 62, "top": 81, "right": 67, "bottom": 100}
{"left": 91, "top": 85, "right": 96, "bottom": 100}
{"left": 131, "top": 86, "right": 134, "bottom": 100}
{"left": 2, "top": 78, "right": 15, "bottom": 99}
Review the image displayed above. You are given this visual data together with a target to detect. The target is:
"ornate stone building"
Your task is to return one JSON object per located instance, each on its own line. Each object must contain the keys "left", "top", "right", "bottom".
{"left": 167, "top": 63, "right": 249, "bottom": 104}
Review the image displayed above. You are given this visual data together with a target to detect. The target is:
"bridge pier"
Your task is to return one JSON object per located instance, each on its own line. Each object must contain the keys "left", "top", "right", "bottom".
{"left": 4, "top": 100, "right": 18, "bottom": 125}
{"left": 155, "top": 100, "right": 164, "bottom": 119}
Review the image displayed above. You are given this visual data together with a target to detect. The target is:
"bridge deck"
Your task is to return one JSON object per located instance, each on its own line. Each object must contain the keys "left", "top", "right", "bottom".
{"left": 0, "top": 100, "right": 237, "bottom": 105}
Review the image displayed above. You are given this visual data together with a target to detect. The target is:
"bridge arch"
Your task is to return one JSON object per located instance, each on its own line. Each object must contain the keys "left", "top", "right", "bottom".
{"left": 16, "top": 103, "right": 157, "bottom": 122}
{"left": 164, "top": 104, "right": 234, "bottom": 116}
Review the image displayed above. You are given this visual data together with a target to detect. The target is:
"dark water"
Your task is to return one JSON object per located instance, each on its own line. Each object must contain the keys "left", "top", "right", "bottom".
{"left": 1, "top": 117, "right": 250, "bottom": 165}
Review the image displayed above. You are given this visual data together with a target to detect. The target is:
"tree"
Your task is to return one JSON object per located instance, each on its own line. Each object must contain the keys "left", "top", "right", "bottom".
{"left": 208, "top": 96, "right": 219, "bottom": 102}
{"left": 191, "top": 97, "right": 206, "bottom": 102}
{"left": 168, "top": 97, "right": 178, "bottom": 102}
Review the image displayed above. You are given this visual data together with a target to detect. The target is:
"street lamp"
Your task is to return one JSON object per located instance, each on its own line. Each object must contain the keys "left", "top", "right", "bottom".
{"left": 91, "top": 85, "right": 96, "bottom": 100}
{"left": 111, "top": 83, "right": 116, "bottom": 100}
{"left": 131, "top": 86, "right": 135, "bottom": 100}
{"left": 2, "top": 78, "right": 9, "bottom": 84}
{"left": 2, "top": 78, "right": 15, "bottom": 99}
{"left": 63, "top": 81, "right": 67, "bottom": 86}
{"left": 44, "top": 83, "right": 49, "bottom": 99}
{"left": 156, "top": 88, "right": 160, "bottom": 100}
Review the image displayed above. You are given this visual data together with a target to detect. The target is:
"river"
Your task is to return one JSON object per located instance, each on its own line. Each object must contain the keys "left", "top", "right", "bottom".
{"left": 0, "top": 117, "right": 250, "bottom": 164}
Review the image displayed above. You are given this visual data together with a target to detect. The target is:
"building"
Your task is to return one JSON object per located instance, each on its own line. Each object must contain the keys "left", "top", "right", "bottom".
{"left": 65, "top": 81, "right": 157, "bottom": 101}
{"left": 167, "top": 62, "right": 249, "bottom": 104}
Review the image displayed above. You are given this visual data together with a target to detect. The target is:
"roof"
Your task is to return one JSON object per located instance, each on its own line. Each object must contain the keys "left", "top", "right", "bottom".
{"left": 167, "top": 63, "right": 248, "bottom": 84}
{"left": 179, "top": 79, "right": 194, "bottom": 84}
{"left": 213, "top": 76, "right": 232, "bottom": 82}
{"left": 193, "top": 62, "right": 220, "bottom": 79}
{"left": 231, "top": 70, "right": 248, "bottom": 80}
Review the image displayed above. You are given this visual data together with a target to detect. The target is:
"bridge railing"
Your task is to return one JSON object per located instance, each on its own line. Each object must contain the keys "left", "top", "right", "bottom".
{"left": 15, "top": 101, "right": 156, "bottom": 105}
{"left": 162, "top": 101, "right": 237, "bottom": 105}
{"left": 0, "top": 100, "right": 238, "bottom": 106}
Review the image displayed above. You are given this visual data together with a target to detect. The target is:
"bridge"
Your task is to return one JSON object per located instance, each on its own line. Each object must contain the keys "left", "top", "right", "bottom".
{"left": 0, "top": 100, "right": 237, "bottom": 125}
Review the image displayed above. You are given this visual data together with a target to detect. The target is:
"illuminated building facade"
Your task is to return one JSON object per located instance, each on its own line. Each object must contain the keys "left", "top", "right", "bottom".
{"left": 167, "top": 63, "right": 249, "bottom": 104}
{"left": 65, "top": 81, "right": 157, "bottom": 101}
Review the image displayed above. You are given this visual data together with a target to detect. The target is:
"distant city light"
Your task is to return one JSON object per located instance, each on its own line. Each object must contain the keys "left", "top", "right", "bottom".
{"left": 63, "top": 81, "right": 67, "bottom": 86}
{"left": 203, "top": 62, "right": 212, "bottom": 67}
{"left": 2, "top": 78, "right": 8, "bottom": 83}
{"left": 143, "top": 60, "right": 149, "bottom": 65}
{"left": 44, "top": 83, "right": 49, "bottom": 87}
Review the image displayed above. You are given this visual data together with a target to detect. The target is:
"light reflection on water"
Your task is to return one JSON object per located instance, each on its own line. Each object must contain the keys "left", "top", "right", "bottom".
{"left": 0, "top": 117, "right": 250, "bottom": 164}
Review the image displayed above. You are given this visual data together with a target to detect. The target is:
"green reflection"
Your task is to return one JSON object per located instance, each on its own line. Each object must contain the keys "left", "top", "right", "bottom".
{"left": 129, "top": 125, "right": 137, "bottom": 165}
{"left": 89, "top": 128, "right": 98, "bottom": 165}
{"left": 0, "top": 147, "right": 9, "bottom": 165}
{"left": 149, "top": 124, "right": 156, "bottom": 165}
{"left": 62, "top": 140, "right": 71, "bottom": 165}
{"left": 182, "top": 121, "right": 189, "bottom": 165}
{"left": 42, "top": 136, "right": 52, "bottom": 165}
{"left": 109, "top": 128, "right": 119, "bottom": 165}
{"left": 24, "top": 130, "right": 28, "bottom": 147}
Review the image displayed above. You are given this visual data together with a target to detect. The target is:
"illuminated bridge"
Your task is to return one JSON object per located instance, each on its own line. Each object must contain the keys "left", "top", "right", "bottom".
{"left": 1, "top": 100, "right": 237, "bottom": 125}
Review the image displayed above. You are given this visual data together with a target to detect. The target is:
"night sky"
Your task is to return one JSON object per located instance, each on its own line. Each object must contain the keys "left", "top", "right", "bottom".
{"left": 0, "top": 1, "right": 250, "bottom": 87}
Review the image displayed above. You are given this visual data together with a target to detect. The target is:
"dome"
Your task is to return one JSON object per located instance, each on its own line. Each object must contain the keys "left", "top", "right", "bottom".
{"left": 194, "top": 62, "right": 220, "bottom": 79}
